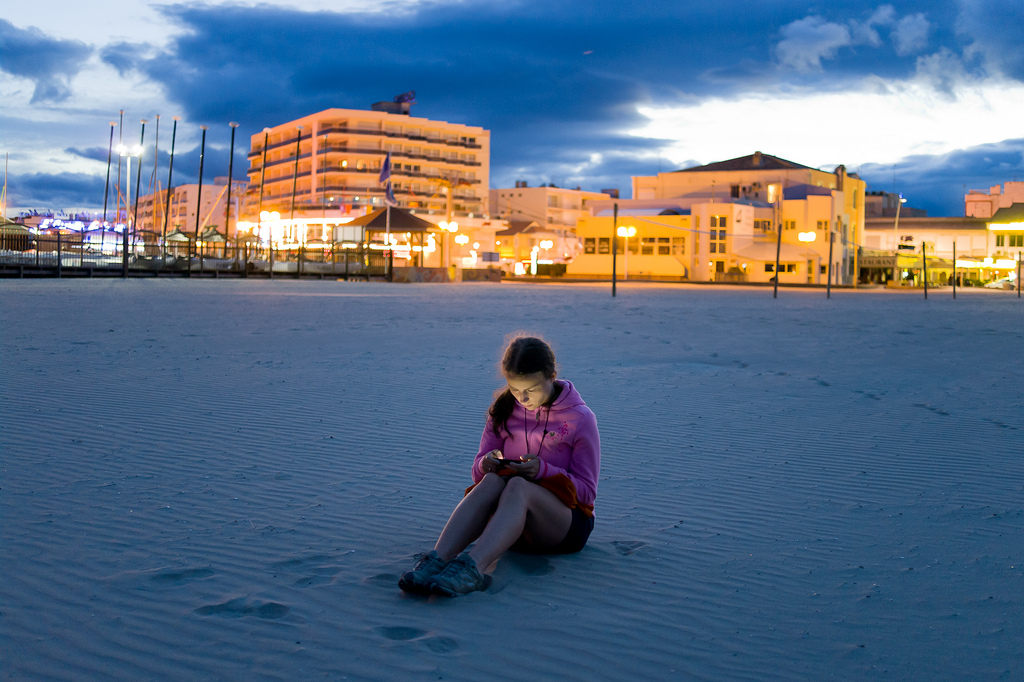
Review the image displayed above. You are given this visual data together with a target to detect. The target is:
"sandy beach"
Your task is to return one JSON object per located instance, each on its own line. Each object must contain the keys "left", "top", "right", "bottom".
{"left": 1, "top": 279, "right": 1021, "bottom": 681}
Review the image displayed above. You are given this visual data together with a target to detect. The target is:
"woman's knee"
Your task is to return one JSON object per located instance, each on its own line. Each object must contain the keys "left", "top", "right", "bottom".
{"left": 473, "top": 472, "right": 507, "bottom": 495}
{"left": 498, "top": 476, "right": 533, "bottom": 504}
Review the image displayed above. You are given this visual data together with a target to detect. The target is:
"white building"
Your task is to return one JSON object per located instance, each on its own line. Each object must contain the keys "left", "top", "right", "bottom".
{"left": 489, "top": 184, "right": 611, "bottom": 228}
{"left": 243, "top": 102, "right": 491, "bottom": 249}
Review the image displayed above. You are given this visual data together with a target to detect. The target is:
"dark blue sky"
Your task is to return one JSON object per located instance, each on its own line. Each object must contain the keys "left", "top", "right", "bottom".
{"left": 2, "top": 0, "right": 1023, "bottom": 216}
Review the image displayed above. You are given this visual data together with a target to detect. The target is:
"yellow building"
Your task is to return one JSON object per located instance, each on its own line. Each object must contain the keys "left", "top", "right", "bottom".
{"left": 568, "top": 153, "right": 866, "bottom": 284}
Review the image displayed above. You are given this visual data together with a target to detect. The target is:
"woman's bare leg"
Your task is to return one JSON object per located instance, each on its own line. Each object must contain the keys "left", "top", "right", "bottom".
{"left": 468, "top": 477, "right": 572, "bottom": 570}
{"left": 433, "top": 473, "right": 507, "bottom": 561}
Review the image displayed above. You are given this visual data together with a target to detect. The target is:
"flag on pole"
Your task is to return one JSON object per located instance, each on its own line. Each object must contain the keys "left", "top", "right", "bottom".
{"left": 378, "top": 152, "right": 392, "bottom": 185}
{"left": 385, "top": 183, "right": 398, "bottom": 207}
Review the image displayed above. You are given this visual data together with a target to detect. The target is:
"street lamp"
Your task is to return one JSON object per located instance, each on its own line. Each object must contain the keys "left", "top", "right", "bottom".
{"left": 439, "top": 220, "right": 458, "bottom": 269}
{"left": 117, "top": 143, "right": 143, "bottom": 277}
{"left": 616, "top": 225, "right": 636, "bottom": 280}
{"left": 892, "top": 193, "right": 907, "bottom": 283}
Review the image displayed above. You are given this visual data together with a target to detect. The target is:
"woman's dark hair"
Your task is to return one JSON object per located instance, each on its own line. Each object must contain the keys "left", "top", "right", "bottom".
{"left": 488, "top": 336, "right": 557, "bottom": 437}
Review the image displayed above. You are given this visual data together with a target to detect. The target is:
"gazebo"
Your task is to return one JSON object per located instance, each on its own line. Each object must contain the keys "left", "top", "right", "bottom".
{"left": 345, "top": 207, "right": 442, "bottom": 267}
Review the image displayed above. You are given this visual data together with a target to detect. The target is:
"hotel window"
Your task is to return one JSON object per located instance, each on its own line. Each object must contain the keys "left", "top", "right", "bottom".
{"left": 710, "top": 216, "right": 727, "bottom": 228}
{"left": 584, "top": 238, "right": 596, "bottom": 254}
{"left": 1010, "top": 235, "right": 1024, "bottom": 247}
{"left": 996, "top": 235, "right": 1005, "bottom": 246}
{"left": 598, "top": 237, "right": 610, "bottom": 254}
{"left": 657, "top": 237, "right": 671, "bottom": 255}
{"left": 816, "top": 220, "right": 828, "bottom": 230}
{"left": 672, "top": 237, "right": 685, "bottom": 255}
{"left": 640, "top": 237, "right": 655, "bottom": 255}
{"left": 709, "top": 229, "right": 726, "bottom": 254}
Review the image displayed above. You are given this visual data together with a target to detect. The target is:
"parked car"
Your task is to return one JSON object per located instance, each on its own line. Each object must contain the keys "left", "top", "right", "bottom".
{"left": 984, "top": 277, "right": 1015, "bottom": 290}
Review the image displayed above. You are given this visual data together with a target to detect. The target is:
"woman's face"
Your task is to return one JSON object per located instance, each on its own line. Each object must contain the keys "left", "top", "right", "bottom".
{"left": 506, "top": 371, "right": 555, "bottom": 411}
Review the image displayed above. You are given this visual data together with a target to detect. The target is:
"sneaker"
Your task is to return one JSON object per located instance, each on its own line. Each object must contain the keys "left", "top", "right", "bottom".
{"left": 427, "top": 552, "right": 491, "bottom": 597}
{"left": 398, "top": 550, "right": 447, "bottom": 594}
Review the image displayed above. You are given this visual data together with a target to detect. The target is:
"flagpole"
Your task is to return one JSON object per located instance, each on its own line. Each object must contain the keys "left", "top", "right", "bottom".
{"left": 386, "top": 203, "right": 392, "bottom": 281}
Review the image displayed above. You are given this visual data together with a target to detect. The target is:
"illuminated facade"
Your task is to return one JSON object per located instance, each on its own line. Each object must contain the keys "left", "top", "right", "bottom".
{"left": 495, "top": 220, "right": 581, "bottom": 271}
{"left": 489, "top": 184, "right": 611, "bottom": 227}
{"left": 243, "top": 105, "right": 490, "bottom": 248}
{"left": 965, "top": 182, "right": 1024, "bottom": 219}
{"left": 568, "top": 153, "right": 866, "bottom": 284}
{"left": 134, "top": 178, "right": 247, "bottom": 240}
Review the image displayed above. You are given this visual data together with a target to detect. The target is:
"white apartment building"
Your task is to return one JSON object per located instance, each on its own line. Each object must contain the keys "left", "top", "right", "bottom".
{"left": 489, "top": 184, "right": 611, "bottom": 228}
{"left": 244, "top": 103, "right": 490, "bottom": 246}
{"left": 135, "top": 177, "right": 247, "bottom": 240}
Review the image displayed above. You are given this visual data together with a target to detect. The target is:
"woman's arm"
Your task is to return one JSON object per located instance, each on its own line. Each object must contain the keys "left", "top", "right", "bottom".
{"left": 472, "top": 419, "right": 506, "bottom": 482}
{"left": 536, "top": 409, "right": 600, "bottom": 506}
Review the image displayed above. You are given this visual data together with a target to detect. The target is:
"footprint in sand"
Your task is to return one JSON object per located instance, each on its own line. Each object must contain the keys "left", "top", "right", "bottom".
{"left": 374, "top": 627, "right": 460, "bottom": 653}
{"left": 611, "top": 540, "right": 648, "bottom": 556}
{"left": 272, "top": 554, "right": 345, "bottom": 587}
{"left": 424, "top": 636, "right": 459, "bottom": 653}
{"left": 150, "top": 567, "right": 215, "bottom": 585}
{"left": 365, "top": 573, "right": 400, "bottom": 587}
{"left": 376, "top": 626, "right": 427, "bottom": 641}
{"left": 505, "top": 554, "right": 555, "bottom": 576}
{"left": 194, "top": 598, "right": 289, "bottom": 619}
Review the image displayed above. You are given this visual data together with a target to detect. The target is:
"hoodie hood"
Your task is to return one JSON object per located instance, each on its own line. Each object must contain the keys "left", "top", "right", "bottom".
{"left": 547, "top": 380, "right": 585, "bottom": 412}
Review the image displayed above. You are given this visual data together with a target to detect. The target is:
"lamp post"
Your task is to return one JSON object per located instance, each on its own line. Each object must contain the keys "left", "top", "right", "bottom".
{"left": 118, "top": 143, "right": 142, "bottom": 277}
{"left": 892, "top": 193, "right": 906, "bottom": 284}
{"left": 189, "top": 125, "right": 208, "bottom": 277}
{"left": 115, "top": 109, "right": 124, "bottom": 228}
{"left": 225, "top": 121, "right": 239, "bottom": 261}
{"left": 131, "top": 119, "right": 147, "bottom": 259}
{"left": 616, "top": 225, "right": 636, "bottom": 280}
{"left": 256, "top": 127, "right": 271, "bottom": 274}
{"left": 439, "top": 220, "right": 458, "bottom": 270}
{"left": 161, "top": 116, "right": 179, "bottom": 262}
{"left": 102, "top": 120, "right": 116, "bottom": 256}
{"left": 611, "top": 203, "right": 618, "bottom": 297}
{"left": 289, "top": 126, "right": 303, "bottom": 248}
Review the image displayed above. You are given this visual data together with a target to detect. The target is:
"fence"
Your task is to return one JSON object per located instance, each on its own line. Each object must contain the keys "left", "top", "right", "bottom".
{"left": 0, "top": 233, "right": 390, "bottom": 279}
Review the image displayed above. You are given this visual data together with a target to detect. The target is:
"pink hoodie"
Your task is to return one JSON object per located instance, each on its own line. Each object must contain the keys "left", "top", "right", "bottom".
{"left": 472, "top": 380, "right": 600, "bottom": 509}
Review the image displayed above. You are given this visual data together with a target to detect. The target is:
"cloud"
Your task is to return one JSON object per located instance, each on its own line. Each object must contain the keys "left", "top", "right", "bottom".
{"left": 956, "top": 0, "right": 1024, "bottom": 80}
{"left": 100, "top": 42, "right": 150, "bottom": 77}
{"left": 892, "top": 13, "right": 930, "bottom": 56}
{"left": 631, "top": 69, "right": 1024, "bottom": 181}
{"left": 776, "top": 16, "right": 853, "bottom": 71}
{"left": 0, "top": 19, "right": 92, "bottom": 103}
{"left": 65, "top": 146, "right": 113, "bottom": 164}
{"left": 7, "top": 171, "right": 105, "bottom": 207}
{"left": 849, "top": 4, "right": 897, "bottom": 46}
{"left": 857, "top": 137, "right": 1024, "bottom": 216}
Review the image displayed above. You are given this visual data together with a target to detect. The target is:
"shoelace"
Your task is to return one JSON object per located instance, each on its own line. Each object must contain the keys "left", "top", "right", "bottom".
{"left": 437, "top": 557, "right": 470, "bottom": 579}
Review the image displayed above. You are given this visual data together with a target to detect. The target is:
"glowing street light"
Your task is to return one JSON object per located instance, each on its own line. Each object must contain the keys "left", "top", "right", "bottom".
{"left": 616, "top": 225, "right": 636, "bottom": 280}
{"left": 797, "top": 231, "right": 816, "bottom": 242}
{"left": 892, "top": 193, "right": 907, "bottom": 283}
{"left": 117, "top": 143, "right": 143, "bottom": 277}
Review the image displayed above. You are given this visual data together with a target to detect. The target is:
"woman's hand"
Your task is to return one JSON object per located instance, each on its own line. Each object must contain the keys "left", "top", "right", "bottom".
{"left": 507, "top": 455, "right": 541, "bottom": 481}
{"left": 481, "top": 450, "right": 504, "bottom": 475}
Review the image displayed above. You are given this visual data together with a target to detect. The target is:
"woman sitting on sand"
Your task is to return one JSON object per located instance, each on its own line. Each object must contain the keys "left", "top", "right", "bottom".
{"left": 400, "top": 335, "right": 600, "bottom": 596}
